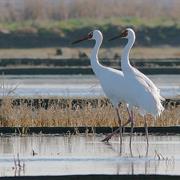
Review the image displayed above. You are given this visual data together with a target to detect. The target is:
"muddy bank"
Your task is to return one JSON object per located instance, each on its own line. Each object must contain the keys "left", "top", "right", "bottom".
{"left": 0, "top": 126, "right": 180, "bottom": 135}
{"left": 0, "top": 174, "right": 180, "bottom": 180}
{"left": 0, "top": 26, "right": 179, "bottom": 48}
{"left": 0, "top": 58, "right": 179, "bottom": 75}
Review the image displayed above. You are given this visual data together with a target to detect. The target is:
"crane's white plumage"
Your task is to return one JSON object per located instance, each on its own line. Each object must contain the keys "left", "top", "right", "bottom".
{"left": 86, "top": 30, "right": 128, "bottom": 107}
{"left": 120, "top": 28, "right": 164, "bottom": 117}
{"left": 107, "top": 28, "right": 165, "bottom": 156}
{"left": 72, "top": 29, "right": 128, "bottom": 106}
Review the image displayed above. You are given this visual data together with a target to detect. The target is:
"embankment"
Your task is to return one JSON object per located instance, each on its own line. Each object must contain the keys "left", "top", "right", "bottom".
{"left": 0, "top": 58, "right": 179, "bottom": 75}
{"left": 0, "top": 25, "right": 179, "bottom": 48}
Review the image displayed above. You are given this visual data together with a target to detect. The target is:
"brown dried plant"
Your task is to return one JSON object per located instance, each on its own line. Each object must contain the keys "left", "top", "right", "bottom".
{"left": 0, "top": 0, "right": 179, "bottom": 22}
{"left": 0, "top": 97, "right": 179, "bottom": 128}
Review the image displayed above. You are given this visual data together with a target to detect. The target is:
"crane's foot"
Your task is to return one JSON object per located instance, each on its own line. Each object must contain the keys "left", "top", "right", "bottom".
{"left": 101, "top": 127, "right": 120, "bottom": 142}
{"left": 101, "top": 135, "right": 111, "bottom": 142}
{"left": 101, "top": 118, "right": 132, "bottom": 143}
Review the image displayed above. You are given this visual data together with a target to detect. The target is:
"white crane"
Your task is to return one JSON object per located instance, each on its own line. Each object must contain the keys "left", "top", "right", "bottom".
{"left": 72, "top": 30, "right": 131, "bottom": 152}
{"left": 108, "top": 28, "right": 164, "bottom": 156}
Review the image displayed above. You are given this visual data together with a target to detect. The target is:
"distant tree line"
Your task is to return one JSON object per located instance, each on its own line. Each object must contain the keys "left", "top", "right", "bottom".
{"left": 0, "top": 0, "right": 179, "bottom": 22}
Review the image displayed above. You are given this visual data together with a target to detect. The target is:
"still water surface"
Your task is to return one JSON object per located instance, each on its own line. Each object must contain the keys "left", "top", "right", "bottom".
{"left": 0, "top": 75, "right": 180, "bottom": 98}
{"left": 0, "top": 134, "right": 179, "bottom": 176}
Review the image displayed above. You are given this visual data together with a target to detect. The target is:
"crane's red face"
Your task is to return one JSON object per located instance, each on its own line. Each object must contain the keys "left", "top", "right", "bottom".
{"left": 88, "top": 31, "right": 93, "bottom": 39}
{"left": 109, "top": 29, "right": 128, "bottom": 41}
{"left": 72, "top": 31, "right": 93, "bottom": 44}
{"left": 120, "top": 30, "right": 128, "bottom": 38}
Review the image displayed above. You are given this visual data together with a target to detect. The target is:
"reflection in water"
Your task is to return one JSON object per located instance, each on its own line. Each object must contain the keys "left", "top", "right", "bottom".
{"left": 0, "top": 134, "right": 179, "bottom": 176}
{"left": 12, "top": 153, "right": 25, "bottom": 176}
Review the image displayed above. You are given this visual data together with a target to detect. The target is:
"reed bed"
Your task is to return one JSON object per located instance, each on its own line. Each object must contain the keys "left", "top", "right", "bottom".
{"left": 0, "top": 97, "right": 179, "bottom": 128}
{"left": 0, "top": 0, "right": 179, "bottom": 22}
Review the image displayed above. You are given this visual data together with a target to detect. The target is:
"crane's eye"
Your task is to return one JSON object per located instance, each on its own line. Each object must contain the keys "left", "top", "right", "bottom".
{"left": 88, "top": 32, "right": 93, "bottom": 39}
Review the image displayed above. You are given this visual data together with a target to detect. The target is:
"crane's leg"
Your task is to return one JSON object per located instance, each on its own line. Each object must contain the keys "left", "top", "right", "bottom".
{"left": 130, "top": 110, "right": 134, "bottom": 157}
{"left": 115, "top": 108, "right": 122, "bottom": 154}
{"left": 123, "top": 107, "right": 131, "bottom": 132}
{"left": 144, "top": 116, "right": 149, "bottom": 157}
{"left": 102, "top": 107, "right": 131, "bottom": 142}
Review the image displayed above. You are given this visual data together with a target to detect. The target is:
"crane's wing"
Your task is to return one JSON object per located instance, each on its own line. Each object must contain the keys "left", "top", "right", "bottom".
{"left": 132, "top": 67, "right": 164, "bottom": 101}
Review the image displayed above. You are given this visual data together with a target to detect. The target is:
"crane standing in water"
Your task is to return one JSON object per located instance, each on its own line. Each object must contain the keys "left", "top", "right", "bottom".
{"left": 72, "top": 30, "right": 130, "bottom": 153}
{"left": 108, "top": 28, "right": 164, "bottom": 155}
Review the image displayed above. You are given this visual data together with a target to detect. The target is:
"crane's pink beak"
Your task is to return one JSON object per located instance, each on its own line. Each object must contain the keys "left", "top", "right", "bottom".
{"left": 72, "top": 35, "right": 89, "bottom": 44}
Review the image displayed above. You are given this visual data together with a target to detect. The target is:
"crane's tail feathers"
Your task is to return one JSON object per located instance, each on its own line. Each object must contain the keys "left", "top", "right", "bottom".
{"left": 160, "top": 95, "right": 165, "bottom": 101}
{"left": 151, "top": 94, "right": 165, "bottom": 118}
{"left": 155, "top": 97, "right": 164, "bottom": 117}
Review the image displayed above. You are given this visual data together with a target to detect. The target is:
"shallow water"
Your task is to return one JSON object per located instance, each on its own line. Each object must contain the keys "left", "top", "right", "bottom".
{"left": 0, "top": 134, "right": 180, "bottom": 176}
{"left": 0, "top": 74, "right": 180, "bottom": 98}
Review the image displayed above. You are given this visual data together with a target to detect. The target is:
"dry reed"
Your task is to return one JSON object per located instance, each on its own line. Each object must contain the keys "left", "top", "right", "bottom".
{"left": 0, "top": 0, "right": 179, "bottom": 22}
{"left": 0, "top": 97, "right": 179, "bottom": 128}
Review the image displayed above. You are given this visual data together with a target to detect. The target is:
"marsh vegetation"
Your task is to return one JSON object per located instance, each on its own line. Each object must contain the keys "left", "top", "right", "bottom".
{"left": 0, "top": 97, "right": 179, "bottom": 127}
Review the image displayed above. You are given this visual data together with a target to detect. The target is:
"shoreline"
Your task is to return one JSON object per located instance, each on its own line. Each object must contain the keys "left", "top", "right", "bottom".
{"left": 0, "top": 126, "right": 180, "bottom": 135}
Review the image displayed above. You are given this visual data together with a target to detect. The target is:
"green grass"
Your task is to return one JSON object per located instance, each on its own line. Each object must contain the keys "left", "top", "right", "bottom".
{"left": 0, "top": 17, "right": 179, "bottom": 34}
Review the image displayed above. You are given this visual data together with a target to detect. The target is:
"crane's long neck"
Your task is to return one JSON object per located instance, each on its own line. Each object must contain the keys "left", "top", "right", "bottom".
{"left": 90, "top": 38, "right": 103, "bottom": 76}
{"left": 121, "top": 36, "right": 135, "bottom": 71}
